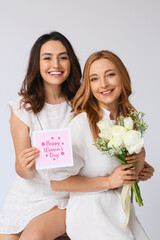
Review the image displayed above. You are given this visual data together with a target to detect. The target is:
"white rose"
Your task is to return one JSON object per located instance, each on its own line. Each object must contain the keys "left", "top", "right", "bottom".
{"left": 111, "top": 125, "right": 127, "bottom": 138}
{"left": 99, "top": 128, "right": 112, "bottom": 141}
{"left": 123, "top": 130, "right": 144, "bottom": 154}
{"left": 97, "top": 119, "right": 111, "bottom": 131}
{"left": 108, "top": 137, "right": 123, "bottom": 148}
{"left": 124, "top": 117, "right": 134, "bottom": 130}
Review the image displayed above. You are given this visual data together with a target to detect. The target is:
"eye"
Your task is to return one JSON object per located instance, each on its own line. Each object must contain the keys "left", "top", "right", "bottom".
{"left": 43, "top": 57, "right": 51, "bottom": 60}
{"left": 59, "top": 56, "right": 69, "bottom": 60}
{"left": 107, "top": 73, "right": 115, "bottom": 77}
{"left": 91, "top": 77, "right": 98, "bottom": 81}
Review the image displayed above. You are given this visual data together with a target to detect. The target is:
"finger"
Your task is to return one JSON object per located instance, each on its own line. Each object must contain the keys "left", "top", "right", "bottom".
{"left": 126, "top": 152, "right": 138, "bottom": 157}
{"left": 139, "top": 172, "right": 153, "bottom": 177}
{"left": 140, "top": 165, "right": 154, "bottom": 173}
{"left": 125, "top": 169, "right": 137, "bottom": 176}
{"left": 23, "top": 149, "right": 40, "bottom": 159}
{"left": 126, "top": 158, "right": 142, "bottom": 163}
{"left": 138, "top": 176, "right": 151, "bottom": 181}
{"left": 23, "top": 152, "right": 39, "bottom": 166}
{"left": 19, "top": 147, "right": 39, "bottom": 158}
{"left": 26, "top": 159, "right": 36, "bottom": 169}
{"left": 126, "top": 154, "right": 144, "bottom": 160}
{"left": 123, "top": 180, "right": 136, "bottom": 184}
{"left": 126, "top": 154, "right": 142, "bottom": 160}
{"left": 120, "top": 164, "right": 133, "bottom": 170}
{"left": 140, "top": 168, "right": 154, "bottom": 174}
{"left": 124, "top": 175, "right": 138, "bottom": 181}
{"left": 144, "top": 162, "right": 154, "bottom": 170}
{"left": 126, "top": 148, "right": 145, "bottom": 159}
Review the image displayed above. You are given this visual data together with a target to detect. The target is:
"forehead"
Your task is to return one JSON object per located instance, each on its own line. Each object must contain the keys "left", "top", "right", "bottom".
{"left": 90, "top": 58, "right": 116, "bottom": 74}
{"left": 40, "top": 40, "right": 67, "bottom": 54}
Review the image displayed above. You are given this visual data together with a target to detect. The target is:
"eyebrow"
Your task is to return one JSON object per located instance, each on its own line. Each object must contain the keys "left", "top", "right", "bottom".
{"left": 41, "top": 52, "right": 68, "bottom": 56}
{"left": 89, "top": 69, "right": 115, "bottom": 78}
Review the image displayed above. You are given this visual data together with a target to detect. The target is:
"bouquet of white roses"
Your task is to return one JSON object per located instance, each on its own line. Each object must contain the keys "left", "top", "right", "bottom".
{"left": 95, "top": 109, "right": 148, "bottom": 227}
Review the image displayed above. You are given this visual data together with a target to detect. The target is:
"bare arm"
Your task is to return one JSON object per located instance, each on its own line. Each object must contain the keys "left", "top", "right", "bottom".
{"left": 51, "top": 164, "right": 137, "bottom": 192}
{"left": 10, "top": 111, "right": 39, "bottom": 179}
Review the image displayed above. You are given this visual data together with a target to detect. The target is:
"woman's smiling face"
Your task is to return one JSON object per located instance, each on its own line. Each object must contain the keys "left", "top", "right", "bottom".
{"left": 39, "top": 40, "right": 71, "bottom": 87}
{"left": 89, "top": 58, "right": 122, "bottom": 111}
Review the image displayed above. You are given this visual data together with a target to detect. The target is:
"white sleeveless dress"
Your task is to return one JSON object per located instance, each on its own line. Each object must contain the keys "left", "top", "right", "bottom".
{"left": 50, "top": 110, "right": 149, "bottom": 240}
{"left": 0, "top": 98, "right": 77, "bottom": 234}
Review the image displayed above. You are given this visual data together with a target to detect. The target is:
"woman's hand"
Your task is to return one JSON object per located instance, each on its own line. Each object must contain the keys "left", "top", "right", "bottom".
{"left": 125, "top": 147, "right": 145, "bottom": 175}
{"left": 125, "top": 147, "right": 145, "bottom": 164}
{"left": 108, "top": 164, "right": 138, "bottom": 189}
{"left": 138, "top": 161, "right": 154, "bottom": 181}
{"left": 17, "top": 147, "right": 39, "bottom": 179}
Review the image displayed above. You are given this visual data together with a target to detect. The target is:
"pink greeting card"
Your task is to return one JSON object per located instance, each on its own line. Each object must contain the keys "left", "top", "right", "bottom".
{"left": 32, "top": 128, "right": 73, "bottom": 170}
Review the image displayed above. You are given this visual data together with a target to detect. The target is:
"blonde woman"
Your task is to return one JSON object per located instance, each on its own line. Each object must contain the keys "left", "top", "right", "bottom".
{"left": 50, "top": 50, "right": 152, "bottom": 240}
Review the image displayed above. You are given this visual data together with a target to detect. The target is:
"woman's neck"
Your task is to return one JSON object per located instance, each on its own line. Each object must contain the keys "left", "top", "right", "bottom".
{"left": 100, "top": 103, "right": 118, "bottom": 120}
{"left": 44, "top": 84, "right": 66, "bottom": 104}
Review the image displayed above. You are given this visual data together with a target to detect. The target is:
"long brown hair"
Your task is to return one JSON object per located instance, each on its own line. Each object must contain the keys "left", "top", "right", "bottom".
{"left": 73, "top": 50, "right": 135, "bottom": 141}
{"left": 19, "top": 31, "right": 82, "bottom": 113}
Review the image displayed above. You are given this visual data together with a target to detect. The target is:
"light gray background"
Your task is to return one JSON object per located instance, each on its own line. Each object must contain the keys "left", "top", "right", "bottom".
{"left": 0, "top": 0, "right": 159, "bottom": 239}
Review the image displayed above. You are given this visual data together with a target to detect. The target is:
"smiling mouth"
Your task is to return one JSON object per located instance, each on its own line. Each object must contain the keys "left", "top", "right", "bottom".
{"left": 101, "top": 89, "right": 114, "bottom": 95}
{"left": 48, "top": 71, "right": 64, "bottom": 77}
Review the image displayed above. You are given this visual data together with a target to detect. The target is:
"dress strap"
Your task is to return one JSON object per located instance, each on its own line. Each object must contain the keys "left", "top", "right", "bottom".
{"left": 36, "top": 115, "right": 43, "bottom": 130}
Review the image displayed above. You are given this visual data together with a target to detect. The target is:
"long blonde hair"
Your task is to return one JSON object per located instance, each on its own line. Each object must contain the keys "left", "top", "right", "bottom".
{"left": 73, "top": 50, "right": 135, "bottom": 141}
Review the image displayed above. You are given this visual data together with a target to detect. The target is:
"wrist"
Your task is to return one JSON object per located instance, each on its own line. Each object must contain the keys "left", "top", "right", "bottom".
{"left": 104, "top": 176, "right": 111, "bottom": 189}
{"left": 26, "top": 170, "right": 36, "bottom": 179}
{"left": 16, "top": 164, "right": 36, "bottom": 179}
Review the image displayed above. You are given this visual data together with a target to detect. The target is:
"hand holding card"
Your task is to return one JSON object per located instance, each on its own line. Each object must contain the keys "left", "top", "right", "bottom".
{"left": 33, "top": 128, "right": 73, "bottom": 170}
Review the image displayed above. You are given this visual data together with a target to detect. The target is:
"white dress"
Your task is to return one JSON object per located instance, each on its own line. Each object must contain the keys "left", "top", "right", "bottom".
{"left": 0, "top": 98, "right": 76, "bottom": 234}
{"left": 52, "top": 109, "right": 149, "bottom": 240}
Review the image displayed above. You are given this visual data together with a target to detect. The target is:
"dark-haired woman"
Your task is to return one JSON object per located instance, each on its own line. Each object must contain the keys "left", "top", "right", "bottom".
{"left": 0, "top": 32, "right": 81, "bottom": 240}
{"left": 50, "top": 50, "right": 151, "bottom": 239}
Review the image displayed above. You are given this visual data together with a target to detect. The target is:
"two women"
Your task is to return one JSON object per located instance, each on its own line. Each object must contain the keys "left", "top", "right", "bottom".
{"left": 0, "top": 32, "right": 153, "bottom": 240}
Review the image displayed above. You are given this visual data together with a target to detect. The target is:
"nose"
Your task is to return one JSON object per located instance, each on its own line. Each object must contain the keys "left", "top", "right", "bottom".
{"left": 52, "top": 57, "right": 60, "bottom": 69}
{"left": 100, "top": 77, "right": 108, "bottom": 88}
